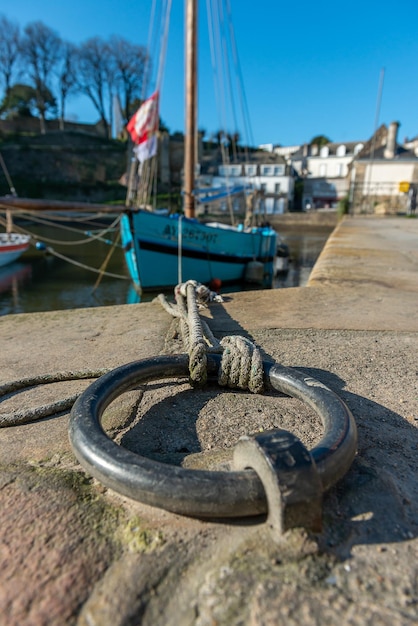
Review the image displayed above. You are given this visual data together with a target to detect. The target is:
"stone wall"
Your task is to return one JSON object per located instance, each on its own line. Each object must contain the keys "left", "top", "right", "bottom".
{"left": 0, "top": 131, "right": 127, "bottom": 203}
{"left": 0, "top": 118, "right": 107, "bottom": 137}
{"left": 351, "top": 162, "right": 418, "bottom": 214}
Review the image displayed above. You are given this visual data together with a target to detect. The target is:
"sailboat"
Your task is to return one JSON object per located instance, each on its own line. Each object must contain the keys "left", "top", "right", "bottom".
{"left": 120, "top": 0, "right": 278, "bottom": 292}
{"left": 0, "top": 208, "right": 30, "bottom": 268}
{"left": 0, "top": 156, "right": 31, "bottom": 267}
{"left": 0, "top": 233, "right": 30, "bottom": 268}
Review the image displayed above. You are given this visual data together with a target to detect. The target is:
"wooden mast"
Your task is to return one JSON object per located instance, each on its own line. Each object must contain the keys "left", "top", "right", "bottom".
{"left": 184, "top": 0, "right": 197, "bottom": 219}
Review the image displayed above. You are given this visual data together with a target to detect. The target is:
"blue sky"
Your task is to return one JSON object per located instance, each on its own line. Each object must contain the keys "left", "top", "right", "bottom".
{"left": 3, "top": 0, "right": 418, "bottom": 146}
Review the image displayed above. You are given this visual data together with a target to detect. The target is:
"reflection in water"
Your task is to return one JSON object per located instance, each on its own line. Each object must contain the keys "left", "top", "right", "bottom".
{"left": 0, "top": 224, "right": 332, "bottom": 316}
{"left": 275, "top": 229, "right": 331, "bottom": 288}
{"left": 0, "top": 263, "right": 32, "bottom": 314}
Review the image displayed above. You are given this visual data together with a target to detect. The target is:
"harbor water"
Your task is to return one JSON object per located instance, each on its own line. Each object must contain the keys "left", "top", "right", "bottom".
{"left": 0, "top": 221, "right": 333, "bottom": 316}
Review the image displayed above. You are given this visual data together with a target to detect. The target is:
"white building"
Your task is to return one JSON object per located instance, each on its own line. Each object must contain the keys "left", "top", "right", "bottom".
{"left": 291, "top": 141, "right": 364, "bottom": 209}
{"left": 350, "top": 121, "right": 418, "bottom": 213}
{"left": 273, "top": 145, "right": 301, "bottom": 160}
{"left": 207, "top": 159, "right": 294, "bottom": 214}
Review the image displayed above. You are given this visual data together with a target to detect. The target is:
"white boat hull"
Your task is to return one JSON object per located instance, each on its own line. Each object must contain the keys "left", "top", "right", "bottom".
{"left": 0, "top": 234, "right": 30, "bottom": 268}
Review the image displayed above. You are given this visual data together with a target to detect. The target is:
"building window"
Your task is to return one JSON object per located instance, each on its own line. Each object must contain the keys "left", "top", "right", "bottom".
{"left": 274, "top": 183, "right": 280, "bottom": 193}
{"left": 260, "top": 164, "right": 285, "bottom": 176}
{"left": 219, "top": 165, "right": 241, "bottom": 176}
{"left": 319, "top": 164, "right": 327, "bottom": 176}
{"left": 354, "top": 143, "right": 364, "bottom": 155}
{"left": 244, "top": 165, "right": 257, "bottom": 176}
{"left": 336, "top": 145, "right": 346, "bottom": 156}
{"left": 320, "top": 146, "right": 329, "bottom": 157}
{"left": 336, "top": 163, "right": 344, "bottom": 176}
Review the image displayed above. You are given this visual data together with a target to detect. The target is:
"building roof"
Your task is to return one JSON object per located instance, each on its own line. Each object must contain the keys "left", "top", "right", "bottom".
{"left": 291, "top": 140, "right": 364, "bottom": 160}
{"left": 200, "top": 148, "right": 286, "bottom": 175}
{"left": 356, "top": 144, "right": 418, "bottom": 162}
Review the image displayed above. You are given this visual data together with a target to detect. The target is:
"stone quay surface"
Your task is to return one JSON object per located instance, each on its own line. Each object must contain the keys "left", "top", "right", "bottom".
{"left": 0, "top": 215, "right": 417, "bottom": 625}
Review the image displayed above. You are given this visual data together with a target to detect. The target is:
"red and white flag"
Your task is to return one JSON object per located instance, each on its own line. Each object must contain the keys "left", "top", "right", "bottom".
{"left": 133, "top": 134, "right": 158, "bottom": 163}
{"left": 126, "top": 91, "right": 159, "bottom": 146}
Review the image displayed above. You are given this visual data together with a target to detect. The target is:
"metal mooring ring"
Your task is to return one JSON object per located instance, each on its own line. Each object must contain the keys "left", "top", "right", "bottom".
{"left": 69, "top": 354, "right": 357, "bottom": 520}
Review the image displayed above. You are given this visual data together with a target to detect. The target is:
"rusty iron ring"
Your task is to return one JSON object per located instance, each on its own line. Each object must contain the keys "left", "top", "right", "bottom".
{"left": 69, "top": 354, "right": 357, "bottom": 520}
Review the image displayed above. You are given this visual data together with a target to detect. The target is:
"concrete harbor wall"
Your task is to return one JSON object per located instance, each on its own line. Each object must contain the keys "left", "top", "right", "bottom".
{"left": 268, "top": 207, "right": 339, "bottom": 231}
{"left": 0, "top": 215, "right": 417, "bottom": 625}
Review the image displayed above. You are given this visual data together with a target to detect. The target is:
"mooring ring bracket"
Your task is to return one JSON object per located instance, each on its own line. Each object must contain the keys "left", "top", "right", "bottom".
{"left": 69, "top": 354, "right": 357, "bottom": 525}
{"left": 234, "top": 428, "right": 325, "bottom": 534}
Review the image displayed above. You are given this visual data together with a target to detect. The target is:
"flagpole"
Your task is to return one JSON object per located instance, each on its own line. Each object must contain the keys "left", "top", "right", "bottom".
{"left": 184, "top": 0, "right": 197, "bottom": 219}
{"left": 366, "top": 67, "right": 385, "bottom": 212}
{"left": 126, "top": 1, "right": 172, "bottom": 208}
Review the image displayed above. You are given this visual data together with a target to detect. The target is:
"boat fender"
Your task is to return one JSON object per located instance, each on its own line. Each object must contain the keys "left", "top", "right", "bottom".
{"left": 244, "top": 261, "right": 264, "bottom": 284}
{"left": 209, "top": 277, "right": 222, "bottom": 292}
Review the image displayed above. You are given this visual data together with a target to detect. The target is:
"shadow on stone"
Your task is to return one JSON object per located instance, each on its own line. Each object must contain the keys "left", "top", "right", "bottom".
{"left": 296, "top": 366, "right": 418, "bottom": 555}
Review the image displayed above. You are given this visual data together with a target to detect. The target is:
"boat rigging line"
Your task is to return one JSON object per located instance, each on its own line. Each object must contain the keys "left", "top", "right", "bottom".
{"left": 127, "top": 0, "right": 172, "bottom": 209}
{"left": 4, "top": 211, "right": 123, "bottom": 247}
{"left": 0, "top": 151, "right": 18, "bottom": 198}
{"left": 44, "top": 246, "right": 130, "bottom": 281}
{"left": 205, "top": 0, "right": 263, "bottom": 223}
{"left": 0, "top": 211, "right": 130, "bottom": 282}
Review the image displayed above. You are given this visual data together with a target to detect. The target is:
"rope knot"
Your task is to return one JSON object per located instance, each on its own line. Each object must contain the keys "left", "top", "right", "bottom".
{"left": 219, "top": 335, "right": 264, "bottom": 394}
{"left": 175, "top": 280, "right": 198, "bottom": 300}
{"left": 189, "top": 342, "right": 208, "bottom": 387}
{"left": 175, "top": 280, "right": 223, "bottom": 305}
{"left": 158, "top": 283, "right": 263, "bottom": 394}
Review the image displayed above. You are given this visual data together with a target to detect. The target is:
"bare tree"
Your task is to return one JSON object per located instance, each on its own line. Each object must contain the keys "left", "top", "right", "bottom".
{"left": 75, "top": 37, "right": 111, "bottom": 138}
{"left": 0, "top": 15, "right": 22, "bottom": 95}
{"left": 56, "top": 41, "right": 78, "bottom": 130}
{"left": 21, "top": 21, "right": 61, "bottom": 133}
{"left": 103, "top": 41, "right": 117, "bottom": 138}
{"left": 0, "top": 19, "right": 149, "bottom": 137}
{"left": 108, "top": 36, "right": 147, "bottom": 122}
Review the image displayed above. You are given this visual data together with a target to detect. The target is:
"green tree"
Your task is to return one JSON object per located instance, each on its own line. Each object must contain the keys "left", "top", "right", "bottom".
{"left": 310, "top": 134, "right": 331, "bottom": 149}
{"left": 0, "top": 83, "right": 37, "bottom": 118}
